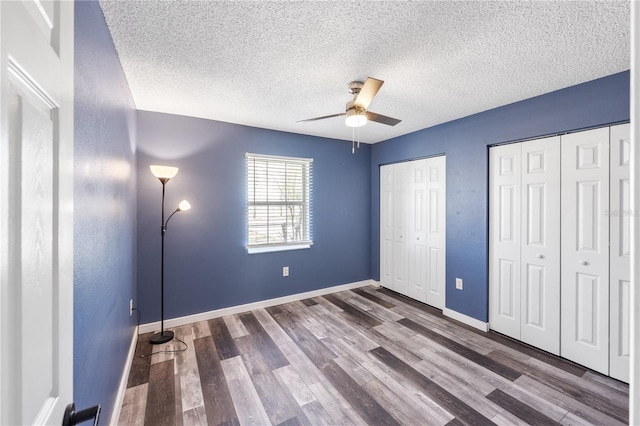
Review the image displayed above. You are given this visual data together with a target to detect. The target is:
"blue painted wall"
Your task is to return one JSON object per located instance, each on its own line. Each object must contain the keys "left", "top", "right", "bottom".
{"left": 371, "top": 71, "right": 630, "bottom": 322}
{"left": 70, "top": 2, "right": 629, "bottom": 418}
{"left": 74, "top": 1, "right": 137, "bottom": 421}
{"left": 136, "top": 112, "right": 371, "bottom": 322}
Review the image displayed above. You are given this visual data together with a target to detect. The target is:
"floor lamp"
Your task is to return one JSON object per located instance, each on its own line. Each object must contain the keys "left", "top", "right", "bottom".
{"left": 149, "top": 165, "right": 191, "bottom": 345}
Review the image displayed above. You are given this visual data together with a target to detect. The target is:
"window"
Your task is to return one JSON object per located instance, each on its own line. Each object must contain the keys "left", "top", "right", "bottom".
{"left": 246, "top": 153, "right": 313, "bottom": 253}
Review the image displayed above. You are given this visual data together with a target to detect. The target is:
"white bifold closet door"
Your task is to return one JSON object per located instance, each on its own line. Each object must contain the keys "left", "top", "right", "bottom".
{"left": 609, "top": 123, "right": 631, "bottom": 382}
{"left": 490, "top": 124, "right": 630, "bottom": 382}
{"left": 489, "top": 137, "right": 561, "bottom": 355}
{"left": 380, "top": 164, "right": 395, "bottom": 291}
{"left": 380, "top": 156, "right": 446, "bottom": 309}
{"left": 391, "top": 161, "right": 410, "bottom": 297}
{"left": 560, "top": 127, "right": 610, "bottom": 375}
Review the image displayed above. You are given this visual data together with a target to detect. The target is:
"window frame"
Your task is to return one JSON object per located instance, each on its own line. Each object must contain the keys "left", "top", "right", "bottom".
{"left": 245, "top": 153, "right": 313, "bottom": 254}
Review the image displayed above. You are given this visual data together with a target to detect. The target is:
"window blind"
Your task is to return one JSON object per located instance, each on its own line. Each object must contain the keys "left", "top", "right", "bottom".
{"left": 246, "top": 153, "right": 313, "bottom": 250}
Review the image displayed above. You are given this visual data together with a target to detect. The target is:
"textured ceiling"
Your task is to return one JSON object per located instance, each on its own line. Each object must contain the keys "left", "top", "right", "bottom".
{"left": 99, "top": 1, "right": 630, "bottom": 144}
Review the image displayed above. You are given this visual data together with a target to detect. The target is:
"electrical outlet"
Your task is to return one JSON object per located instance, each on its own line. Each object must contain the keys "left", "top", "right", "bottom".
{"left": 283, "top": 266, "right": 289, "bottom": 277}
{"left": 130, "top": 299, "right": 134, "bottom": 316}
{"left": 455, "top": 278, "right": 463, "bottom": 290}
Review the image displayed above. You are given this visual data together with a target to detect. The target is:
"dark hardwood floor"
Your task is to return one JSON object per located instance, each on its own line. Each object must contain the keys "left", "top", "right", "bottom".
{"left": 118, "top": 286, "right": 629, "bottom": 425}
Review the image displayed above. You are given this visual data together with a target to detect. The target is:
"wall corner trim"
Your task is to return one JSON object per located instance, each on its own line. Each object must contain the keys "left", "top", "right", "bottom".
{"left": 139, "top": 279, "right": 376, "bottom": 334}
{"left": 443, "top": 308, "right": 489, "bottom": 332}
{"left": 109, "top": 326, "right": 139, "bottom": 426}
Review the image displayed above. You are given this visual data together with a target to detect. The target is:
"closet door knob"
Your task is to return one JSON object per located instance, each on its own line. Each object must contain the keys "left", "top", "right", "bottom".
{"left": 416, "top": 237, "right": 420, "bottom": 241}
{"left": 581, "top": 260, "right": 589, "bottom": 266}
{"left": 537, "top": 254, "right": 545, "bottom": 259}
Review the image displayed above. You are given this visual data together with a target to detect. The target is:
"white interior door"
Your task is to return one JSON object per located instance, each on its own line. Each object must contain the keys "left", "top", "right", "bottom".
{"left": 380, "top": 157, "right": 446, "bottom": 309}
{"left": 0, "top": 1, "right": 74, "bottom": 424}
{"left": 520, "top": 137, "right": 560, "bottom": 355}
{"left": 425, "top": 156, "right": 446, "bottom": 309}
{"left": 380, "top": 164, "right": 394, "bottom": 289}
{"left": 490, "top": 137, "right": 560, "bottom": 353}
{"left": 561, "top": 127, "right": 610, "bottom": 375}
{"left": 392, "top": 161, "right": 410, "bottom": 295}
{"left": 489, "top": 143, "right": 522, "bottom": 339}
{"left": 609, "top": 123, "right": 631, "bottom": 383}
{"left": 407, "top": 160, "right": 428, "bottom": 303}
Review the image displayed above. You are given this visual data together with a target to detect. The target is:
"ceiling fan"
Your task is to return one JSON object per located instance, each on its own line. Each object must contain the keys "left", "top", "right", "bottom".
{"left": 298, "top": 77, "right": 401, "bottom": 128}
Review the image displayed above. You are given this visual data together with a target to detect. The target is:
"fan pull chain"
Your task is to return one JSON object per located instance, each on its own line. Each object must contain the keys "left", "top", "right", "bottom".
{"left": 352, "top": 127, "right": 355, "bottom": 154}
{"left": 351, "top": 126, "right": 362, "bottom": 154}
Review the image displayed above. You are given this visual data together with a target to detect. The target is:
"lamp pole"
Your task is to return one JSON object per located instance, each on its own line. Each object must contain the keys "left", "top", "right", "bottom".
{"left": 149, "top": 165, "right": 191, "bottom": 345}
{"left": 150, "top": 177, "right": 174, "bottom": 344}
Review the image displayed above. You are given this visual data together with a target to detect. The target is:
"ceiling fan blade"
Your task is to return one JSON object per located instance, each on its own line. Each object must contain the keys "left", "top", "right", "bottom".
{"left": 366, "top": 111, "right": 402, "bottom": 126}
{"left": 297, "top": 113, "right": 345, "bottom": 123}
{"left": 354, "top": 77, "right": 384, "bottom": 109}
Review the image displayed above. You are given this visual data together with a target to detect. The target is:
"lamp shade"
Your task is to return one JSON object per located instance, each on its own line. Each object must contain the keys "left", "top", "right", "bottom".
{"left": 150, "top": 165, "right": 179, "bottom": 180}
{"left": 178, "top": 200, "right": 191, "bottom": 211}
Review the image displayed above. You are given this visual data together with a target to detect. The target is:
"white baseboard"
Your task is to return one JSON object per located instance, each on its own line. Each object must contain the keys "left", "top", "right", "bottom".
{"left": 443, "top": 308, "right": 489, "bottom": 332}
{"left": 139, "top": 279, "right": 375, "bottom": 334}
{"left": 109, "top": 326, "right": 138, "bottom": 426}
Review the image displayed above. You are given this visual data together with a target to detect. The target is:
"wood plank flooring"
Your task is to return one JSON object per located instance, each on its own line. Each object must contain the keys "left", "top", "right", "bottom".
{"left": 118, "top": 286, "right": 629, "bottom": 425}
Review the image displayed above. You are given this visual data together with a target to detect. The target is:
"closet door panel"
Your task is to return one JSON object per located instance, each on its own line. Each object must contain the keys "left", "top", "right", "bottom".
{"left": 489, "top": 143, "right": 522, "bottom": 339}
{"left": 425, "top": 156, "right": 446, "bottom": 309}
{"left": 520, "top": 137, "right": 560, "bottom": 355}
{"left": 561, "top": 127, "right": 610, "bottom": 374}
{"left": 380, "top": 164, "right": 394, "bottom": 289}
{"left": 609, "top": 123, "right": 630, "bottom": 382}
{"left": 392, "top": 162, "right": 410, "bottom": 295}
{"left": 407, "top": 159, "right": 428, "bottom": 303}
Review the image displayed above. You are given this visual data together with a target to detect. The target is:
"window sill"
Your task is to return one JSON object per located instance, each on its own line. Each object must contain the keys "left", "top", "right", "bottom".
{"left": 246, "top": 243, "right": 312, "bottom": 254}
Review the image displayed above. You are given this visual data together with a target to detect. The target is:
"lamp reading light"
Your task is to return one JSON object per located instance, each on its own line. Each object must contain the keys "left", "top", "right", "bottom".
{"left": 178, "top": 200, "right": 191, "bottom": 211}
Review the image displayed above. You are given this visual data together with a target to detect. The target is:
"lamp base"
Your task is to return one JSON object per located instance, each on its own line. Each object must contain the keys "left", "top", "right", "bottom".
{"left": 149, "top": 330, "right": 174, "bottom": 345}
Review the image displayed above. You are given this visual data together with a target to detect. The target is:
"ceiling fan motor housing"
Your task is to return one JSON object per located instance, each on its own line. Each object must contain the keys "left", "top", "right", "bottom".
{"left": 348, "top": 81, "right": 364, "bottom": 96}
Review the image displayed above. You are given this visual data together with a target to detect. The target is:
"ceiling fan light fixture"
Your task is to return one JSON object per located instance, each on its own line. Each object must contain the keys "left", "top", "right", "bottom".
{"left": 345, "top": 113, "right": 367, "bottom": 128}
{"left": 345, "top": 101, "right": 367, "bottom": 128}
